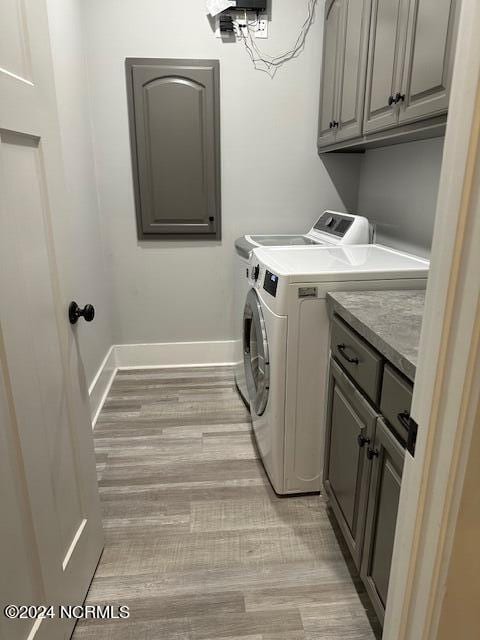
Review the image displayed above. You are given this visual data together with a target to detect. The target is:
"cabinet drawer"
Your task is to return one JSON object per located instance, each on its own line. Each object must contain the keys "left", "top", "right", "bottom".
{"left": 380, "top": 364, "right": 413, "bottom": 444}
{"left": 331, "top": 315, "right": 383, "bottom": 403}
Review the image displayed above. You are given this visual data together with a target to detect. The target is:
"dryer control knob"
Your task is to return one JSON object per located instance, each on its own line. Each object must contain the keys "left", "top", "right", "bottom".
{"left": 253, "top": 265, "right": 260, "bottom": 281}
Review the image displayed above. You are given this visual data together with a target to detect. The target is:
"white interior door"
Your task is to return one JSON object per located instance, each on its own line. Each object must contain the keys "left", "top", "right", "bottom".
{"left": 0, "top": 1, "right": 104, "bottom": 639}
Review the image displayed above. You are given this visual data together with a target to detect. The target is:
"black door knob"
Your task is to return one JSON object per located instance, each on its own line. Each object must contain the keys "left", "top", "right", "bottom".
{"left": 332, "top": 120, "right": 339, "bottom": 128}
{"left": 394, "top": 92, "right": 405, "bottom": 104}
{"left": 253, "top": 265, "right": 260, "bottom": 281}
{"left": 69, "top": 301, "right": 95, "bottom": 325}
{"left": 329, "top": 121, "right": 333, "bottom": 129}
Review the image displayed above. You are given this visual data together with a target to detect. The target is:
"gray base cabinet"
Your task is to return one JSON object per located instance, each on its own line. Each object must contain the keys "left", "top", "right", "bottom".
{"left": 360, "top": 418, "right": 405, "bottom": 625}
{"left": 324, "top": 359, "right": 378, "bottom": 569}
{"left": 324, "top": 314, "right": 413, "bottom": 625}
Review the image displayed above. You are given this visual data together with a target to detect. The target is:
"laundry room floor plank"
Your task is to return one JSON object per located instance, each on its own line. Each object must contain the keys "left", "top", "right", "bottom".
{"left": 72, "top": 366, "right": 380, "bottom": 640}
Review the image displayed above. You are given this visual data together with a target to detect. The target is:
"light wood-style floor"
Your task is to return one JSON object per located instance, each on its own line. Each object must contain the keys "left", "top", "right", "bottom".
{"left": 73, "top": 367, "right": 380, "bottom": 640}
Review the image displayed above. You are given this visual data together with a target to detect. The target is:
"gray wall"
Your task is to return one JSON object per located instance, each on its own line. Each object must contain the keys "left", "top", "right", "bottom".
{"left": 46, "top": 0, "right": 443, "bottom": 359}
{"left": 47, "top": 0, "right": 115, "bottom": 384}
{"left": 81, "top": 0, "right": 360, "bottom": 345}
{"left": 357, "top": 137, "right": 445, "bottom": 258}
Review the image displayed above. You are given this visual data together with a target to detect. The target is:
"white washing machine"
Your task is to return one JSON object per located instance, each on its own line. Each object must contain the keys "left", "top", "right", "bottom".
{"left": 243, "top": 244, "right": 429, "bottom": 495}
{"left": 233, "top": 211, "right": 370, "bottom": 404}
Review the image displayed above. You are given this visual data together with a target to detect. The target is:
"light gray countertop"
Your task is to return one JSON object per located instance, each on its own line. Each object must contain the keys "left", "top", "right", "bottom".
{"left": 327, "top": 290, "right": 426, "bottom": 382}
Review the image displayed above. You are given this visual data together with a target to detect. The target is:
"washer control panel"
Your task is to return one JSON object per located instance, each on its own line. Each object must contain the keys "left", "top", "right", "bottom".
{"left": 313, "top": 211, "right": 353, "bottom": 238}
{"left": 263, "top": 270, "right": 279, "bottom": 297}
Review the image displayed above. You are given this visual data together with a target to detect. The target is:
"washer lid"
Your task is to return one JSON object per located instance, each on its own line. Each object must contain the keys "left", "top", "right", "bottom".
{"left": 235, "top": 236, "right": 255, "bottom": 259}
{"left": 253, "top": 244, "right": 430, "bottom": 283}
{"left": 249, "top": 234, "right": 321, "bottom": 246}
{"left": 236, "top": 234, "right": 325, "bottom": 259}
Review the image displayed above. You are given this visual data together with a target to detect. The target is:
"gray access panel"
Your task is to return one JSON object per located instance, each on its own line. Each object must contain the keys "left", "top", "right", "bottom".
{"left": 126, "top": 58, "right": 221, "bottom": 240}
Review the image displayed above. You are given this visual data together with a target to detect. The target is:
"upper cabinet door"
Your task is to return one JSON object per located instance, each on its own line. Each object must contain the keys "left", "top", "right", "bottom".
{"left": 126, "top": 59, "right": 221, "bottom": 239}
{"left": 335, "top": 0, "right": 372, "bottom": 143}
{"left": 398, "top": 0, "right": 459, "bottom": 124}
{"left": 317, "top": 0, "right": 342, "bottom": 148}
{"left": 364, "top": 0, "right": 409, "bottom": 134}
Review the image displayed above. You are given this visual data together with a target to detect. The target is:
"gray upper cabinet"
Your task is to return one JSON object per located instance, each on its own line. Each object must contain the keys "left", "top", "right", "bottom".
{"left": 398, "top": 0, "right": 459, "bottom": 124}
{"left": 318, "top": 0, "right": 371, "bottom": 148}
{"left": 318, "top": 0, "right": 458, "bottom": 152}
{"left": 360, "top": 418, "right": 405, "bottom": 625}
{"left": 335, "top": 0, "right": 372, "bottom": 143}
{"left": 364, "top": 0, "right": 459, "bottom": 135}
{"left": 318, "top": 0, "right": 342, "bottom": 148}
{"left": 364, "top": 0, "right": 408, "bottom": 134}
{"left": 126, "top": 59, "right": 221, "bottom": 240}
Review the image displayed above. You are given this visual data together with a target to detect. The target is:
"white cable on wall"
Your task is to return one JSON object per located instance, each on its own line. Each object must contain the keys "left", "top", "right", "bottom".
{"left": 241, "top": 0, "right": 319, "bottom": 78}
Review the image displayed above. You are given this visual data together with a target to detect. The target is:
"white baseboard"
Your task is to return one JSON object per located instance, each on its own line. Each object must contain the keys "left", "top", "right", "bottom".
{"left": 114, "top": 340, "right": 236, "bottom": 369}
{"left": 88, "top": 345, "right": 117, "bottom": 428}
{"left": 88, "top": 340, "right": 236, "bottom": 426}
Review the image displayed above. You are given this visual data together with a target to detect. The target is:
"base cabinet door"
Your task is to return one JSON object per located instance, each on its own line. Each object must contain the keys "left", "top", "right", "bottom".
{"left": 398, "top": 0, "right": 459, "bottom": 124}
{"left": 324, "top": 360, "right": 378, "bottom": 569}
{"left": 317, "top": 0, "right": 342, "bottom": 148}
{"left": 360, "top": 418, "right": 405, "bottom": 625}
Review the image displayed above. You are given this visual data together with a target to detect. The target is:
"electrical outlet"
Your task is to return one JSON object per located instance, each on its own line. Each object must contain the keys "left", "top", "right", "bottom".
{"left": 255, "top": 18, "right": 268, "bottom": 39}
